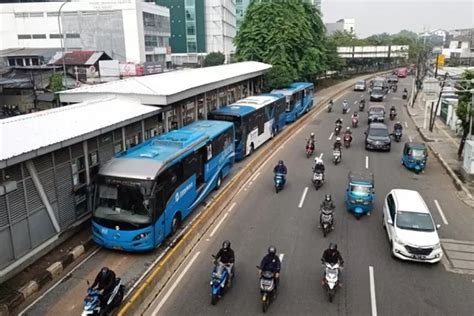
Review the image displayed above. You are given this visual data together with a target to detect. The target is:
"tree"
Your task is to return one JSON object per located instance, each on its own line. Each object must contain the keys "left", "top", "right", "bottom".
{"left": 203, "top": 52, "right": 225, "bottom": 67}
{"left": 234, "top": 0, "right": 326, "bottom": 88}
{"left": 264, "top": 64, "right": 297, "bottom": 91}
{"left": 456, "top": 70, "right": 474, "bottom": 158}
{"left": 49, "top": 73, "right": 63, "bottom": 93}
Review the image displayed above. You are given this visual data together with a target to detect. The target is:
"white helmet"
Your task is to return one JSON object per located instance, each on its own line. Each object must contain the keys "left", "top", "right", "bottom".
{"left": 310, "top": 132, "right": 315, "bottom": 137}
{"left": 346, "top": 126, "right": 351, "bottom": 131}
{"left": 336, "top": 137, "right": 341, "bottom": 142}
{"left": 314, "top": 157, "right": 323, "bottom": 164}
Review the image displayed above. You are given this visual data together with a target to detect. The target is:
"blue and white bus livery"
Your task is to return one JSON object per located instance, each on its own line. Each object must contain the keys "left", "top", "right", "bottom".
{"left": 272, "top": 82, "right": 315, "bottom": 124}
{"left": 208, "top": 94, "right": 286, "bottom": 161}
{"left": 92, "top": 120, "right": 235, "bottom": 251}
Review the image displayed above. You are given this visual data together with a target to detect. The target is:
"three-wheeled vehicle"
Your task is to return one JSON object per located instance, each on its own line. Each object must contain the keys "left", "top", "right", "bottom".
{"left": 345, "top": 172, "right": 374, "bottom": 220}
{"left": 401, "top": 142, "right": 427, "bottom": 174}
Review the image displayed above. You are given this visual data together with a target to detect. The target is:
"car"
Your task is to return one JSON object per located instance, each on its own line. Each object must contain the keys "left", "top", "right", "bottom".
{"left": 354, "top": 80, "right": 366, "bottom": 91}
{"left": 365, "top": 122, "right": 391, "bottom": 151}
{"left": 387, "top": 75, "right": 398, "bottom": 84}
{"left": 383, "top": 189, "right": 443, "bottom": 263}
{"left": 367, "top": 105, "right": 385, "bottom": 123}
{"left": 370, "top": 87, "right": 385, "bottom": 102}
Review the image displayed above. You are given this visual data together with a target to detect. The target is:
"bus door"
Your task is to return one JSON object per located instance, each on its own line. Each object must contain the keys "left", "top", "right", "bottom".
{"left": 153, "top": 183, "right": 166, "bottom": 244}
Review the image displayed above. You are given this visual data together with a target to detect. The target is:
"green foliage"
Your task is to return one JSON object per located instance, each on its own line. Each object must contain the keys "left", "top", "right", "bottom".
{"left": 203, "top": 52, "right": 225, "bottom": 67}
{"left": 456, "top": 70, "right": 474, "bottom": 130}
{"left": 264, "top": 64, "right": 297, "bottom": 90}
{"left": 49, "top": 73, "right": 63, "bottom": 94}
{"left": 234, "top": 0, "right": 326, "bottom": 85}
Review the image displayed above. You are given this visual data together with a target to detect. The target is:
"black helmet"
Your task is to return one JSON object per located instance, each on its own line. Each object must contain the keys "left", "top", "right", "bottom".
{"left": 268, "top": 246, "right": 277, "bottom": 255}
{"left": 325, "top": 194, "right": 331, "bottom": 201}
{"left": 278, "top": 160, "right": 283, "bottom": 165}
{"left": 222, "top": 240, "right": 231, "bottom": 249}
{"left": 100, "top": 267, "right": 109, "bottom": 277}
{"left": 329, "top": 243, "right": 337, "bottom": 251}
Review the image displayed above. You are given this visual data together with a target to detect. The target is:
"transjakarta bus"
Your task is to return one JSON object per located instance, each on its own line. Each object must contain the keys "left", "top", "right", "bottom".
{"left": 208, "top": 94, "right": 286, "bottom": 161}
{"left": 272, "top": 82, "right": 315, "bottom": 123}
{"left": 92, "top": 120, "right": 234, "bottom": 251}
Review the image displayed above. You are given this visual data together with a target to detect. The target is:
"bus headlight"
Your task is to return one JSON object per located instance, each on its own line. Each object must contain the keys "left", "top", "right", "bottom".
{"left": 133, "top": 232, "right": 151, "bottom": 241}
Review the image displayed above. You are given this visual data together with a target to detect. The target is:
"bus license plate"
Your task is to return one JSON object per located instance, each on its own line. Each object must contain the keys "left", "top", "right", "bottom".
{"left": 113, "top": 246, "right": 123, "bottom": 250}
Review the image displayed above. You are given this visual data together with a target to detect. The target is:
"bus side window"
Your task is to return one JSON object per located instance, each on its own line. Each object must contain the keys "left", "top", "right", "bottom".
{"left": 183, "top": 152, "right": 203, "bottom": 187}
{"left": 153, "top": 184, "right": 166, "bottom": 221}
{"left": 207, "top": 143, "right": 213, "bottom": 161}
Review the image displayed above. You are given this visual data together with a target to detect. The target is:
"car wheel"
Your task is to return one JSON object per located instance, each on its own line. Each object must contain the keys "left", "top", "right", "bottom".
{"left": 387, "top": 145, "right": 391, "bottom": 152}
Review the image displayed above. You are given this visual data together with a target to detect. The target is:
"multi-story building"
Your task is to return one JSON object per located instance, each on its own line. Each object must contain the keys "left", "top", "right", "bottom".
{"left": 157, "top": 0, "right": 236, "bottom": 65}
{"left": 325, "top": 18, "right": 355, "bottom": 35}
{"left": 0, "top": 0, "right": 171, "bottom": 65}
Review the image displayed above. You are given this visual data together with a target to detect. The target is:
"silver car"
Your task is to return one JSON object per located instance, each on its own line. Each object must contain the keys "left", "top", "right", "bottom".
{"left": 354, "top": 80, "right": 366, "bottom": 91}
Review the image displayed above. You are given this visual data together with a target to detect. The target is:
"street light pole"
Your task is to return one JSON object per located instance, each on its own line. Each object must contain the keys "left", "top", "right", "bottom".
{"left": 58, "top": 0, "right": 70, "bottom": 89}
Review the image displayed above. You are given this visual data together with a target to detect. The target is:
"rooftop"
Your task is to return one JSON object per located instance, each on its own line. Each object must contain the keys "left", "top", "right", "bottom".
{"left": 0, "top": 97, "right": 161, "bottom": 168}
{"left": 50, "top": 51, "right": 112, "bottom": 66}
{"left": 59, "top": 61, "right": 272, "bottom": 105}
{"left": 391, "top": 189, "right": 429, "bottom": 213}
{"left": 0, "top": 47, "right": 61, "bottom": 58}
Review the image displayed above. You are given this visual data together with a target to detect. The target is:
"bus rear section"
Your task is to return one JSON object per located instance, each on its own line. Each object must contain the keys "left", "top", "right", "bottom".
{"left": 209, "top": 94, "right": 286, "bottom": 161}
{"left": 92, "top": 120, "right": 235, "bottom": 251}
{"left": 272, "top": 82, "right": 314, "bottom": 124}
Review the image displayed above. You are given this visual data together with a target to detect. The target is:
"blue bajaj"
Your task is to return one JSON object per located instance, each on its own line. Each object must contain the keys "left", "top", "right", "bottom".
{"left": 274, "top": 173, "right": 286, "bottom": 193}
{"left": 345, "top": 172, "right": 374, "bottom": 220}
{"left": 401, "top": 142, "right": 427, "bottom": 174}
{"left": 210, "top": 255, "right": 233, "bottom": 305}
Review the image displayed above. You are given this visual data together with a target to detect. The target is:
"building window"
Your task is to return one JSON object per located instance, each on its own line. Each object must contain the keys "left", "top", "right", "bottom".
{"left": 145, "top": 35, "right": 158, "bottom": 47}
{"left": 66, "top": 33, "right": 80, "bottom": 39}
{"left": 32, "top": 34, "right": 47, "bottom": 39}
{"left": 186, "top": 23, "right": 195, "bottom": 36}
{"left": 15, "top": 58, "right": 24, "bottom": 66}
{"left": 457, "top": 41, "right": 462, "bottom": 49}
{"left": 146, "top": 55, "right": 153, "bottom": 62}
{"left": 32, "top": 58, "right": 39, "bottom": 65}
{"left": 14, "top": 12, "right": 28, "bottom": 18}
{"left": 49, "top": 34, "right": 63, "bottom": 39}
{"left": 185, "top": 0, "right": 195, "bottom": 5}
{"left": 185, "top": 9, "right": 195, "bottom": 21}
{"left": 29, "top": 12, "right": 44, "bottom": 18}
{"left": 18, "top": 34, "right": 32, "bottom": 40}
{"left": 187, "top": 41, "right": 197, "bottom": 53}
{"left": 46, "top": 12, "right": 59, "bottom": 17}
{"left": 7, "top": 58, "right": 15, "bottom": 66}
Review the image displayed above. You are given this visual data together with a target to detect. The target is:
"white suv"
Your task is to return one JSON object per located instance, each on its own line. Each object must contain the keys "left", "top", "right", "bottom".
{"left": 383, "top": 189, "right": 442, "bottom": 263}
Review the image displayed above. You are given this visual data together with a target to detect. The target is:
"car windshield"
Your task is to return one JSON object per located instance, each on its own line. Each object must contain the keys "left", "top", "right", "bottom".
{"left": 409, "top": 149, "right": 426, "bottom": 158}
{"left": 356, "top": 81, "right": 365, "bottom": 85}
{"left": 396, "top": 211, "right": 435, "bottom": 232}
{"left": 372, "top": 88, "right": 383, "bottom": 94}
{"left": 94, "top": 180, "right": 152, "bottom": 224}
{"left": 350, "top": 185, "right": 371, "bottom": 195}
{"left": 369, "top": 107, "right": 384, "bottom": 114}
{"left": 370, "top": 128, "right": 388, "bottom": 137}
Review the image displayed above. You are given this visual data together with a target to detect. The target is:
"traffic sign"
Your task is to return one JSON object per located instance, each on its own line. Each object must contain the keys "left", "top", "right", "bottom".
{"left": 437, "top": 55, "right": 445, "bottom": 69}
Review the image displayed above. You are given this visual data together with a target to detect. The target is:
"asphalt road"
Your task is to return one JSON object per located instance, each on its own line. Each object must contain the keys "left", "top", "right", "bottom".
{"left": 143, "top": 77, "right": 474, "bottom": 316}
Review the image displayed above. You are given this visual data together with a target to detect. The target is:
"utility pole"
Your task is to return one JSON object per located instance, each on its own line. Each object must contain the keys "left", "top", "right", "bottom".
{"left": 434, "top": 53, "right": 440, "bottom": 78}
{"left": 58, "top": 0, "right": 70, "bottom": 89}
{"left": 429, "top": 72, "right": 449, "bottom": 132}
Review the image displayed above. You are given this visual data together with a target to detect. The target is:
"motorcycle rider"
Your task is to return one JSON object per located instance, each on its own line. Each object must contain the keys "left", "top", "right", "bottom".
{"left": 215, "top": 240, "right": 235, "bottom": 286}
{"left": 328, "top": 99, "right": 334, "bottom": 111}
{"left": 91, "top": 267, "right": 117, "bottom": 307}
{"left": 306, "top": 132, "right": 316, "bottom": 151}
{"left": 273, "top": 160, "right": 287, "bottom": 175}
{"left": 394, "top": 121, "right": 403, "bottom": 134}
{"left": 351, "top": 111, "right": 359, "bottom": 122}
{"left": 333, "top": 137, "right": 342, "bottom": 151}
{"left": 321, "top": 243, "right": 344, "bottom": 266}
{"left": 342, "top": 99, "right": 348, "bottom": 112}
{"left": 390, "top": 105, "right": 397, "bottom": 117}
{"left": 313, "top": 157, "right": 325, "bottom": 176}
{"left": 320, "top": 194, "right": 335, "bottom": 227}
{"left": 259, "top": 246, "right": 281, "bottom": 290}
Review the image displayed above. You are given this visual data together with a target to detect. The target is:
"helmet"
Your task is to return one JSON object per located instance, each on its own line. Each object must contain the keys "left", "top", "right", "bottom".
{"left": 344, "top": 99, "right": 347, "bottom": 102}
{"left": 222, "top": 240, "right": 231, "bottom": 249}
{"left": 100, "top": 267, "right": 109, "bottom": 277}
{"left": 268, "top": 246, "right": 277, "bottom": 255}
{"left": 278, "top": 160, "right": 284, "bottom": 165}
{"left": 315, "top": 157, "right": 323, "bottom": 164}
{"left": 329, "top": 243, "right": 337, "bottom": 251}
{"left": 310, "top": 132, "right": 315, "bottom": 137}
{"left": 396, "top": 121, "right": 401, "bottom": 125}
{"left": 336, "top": 137, "right": 341, "bottom": 142}
{"left": 354, "top": 111, "right": 358, "bottom": 115}
{"left": 346, "top": 127, "right": 351, "bottom": 131}
{"left": 325, "top": 194, "right": 332, "bottom": 201}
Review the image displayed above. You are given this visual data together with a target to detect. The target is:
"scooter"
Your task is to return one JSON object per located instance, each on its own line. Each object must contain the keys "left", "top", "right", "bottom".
{"left": 274, "top": 173, "right": 286, "bottom": 193}
{"left": 402, "top": 91, "right": 408, "bottom": 100}
{"left": 322, "top": 262, "right": 341, "bottom": 303}
{"left": 332, "top": 149, "right": 341, "bottom": 165}
{"left": 389, "top": 111, "right": 397, "bottom": 121}
{"left": 257, "top": 267, "right": 277, "bottom": 313}
{"left": 320, "top": 208, "right": 334, "bottom": 237}
{"left": 359, "top": 101, "right": 365, "bottom": 112}
{"left": 334, "top": 124, "right": 342, "bottom": 135}
{"left": 352, "top": 116, "right": 359, "bottom": 128}
{"left": 342, "top": 102, "right": 349, "bottom": 114}
{"left": 306, "top": 143, "right": 315, "bottom": 158}
{"left": 82, "top": 279, "right": 124, "bottom": 316}
{"left": 393, "top": 129, "right": 402, "bottom": 142}
{"left": 343, "top": 133, "right": 352, "bottom": 148}
{"left": 312, "top": 171, "right": 324, "bottom": 190}
{"left": 210, "top": 255, "right": 233, "bottom": 305}
{"left": 327, "top": 102, "right": 333, "bottom": 113}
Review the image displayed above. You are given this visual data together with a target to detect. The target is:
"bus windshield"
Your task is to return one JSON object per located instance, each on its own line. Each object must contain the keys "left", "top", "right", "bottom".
{"left": 94, "top": 179, "right": 153, "bottom": 224}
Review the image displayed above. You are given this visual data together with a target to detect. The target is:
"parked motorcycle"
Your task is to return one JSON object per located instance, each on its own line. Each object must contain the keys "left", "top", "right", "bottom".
{"left": 257, "top": 267, "right": 277, "bottom": 313}
{"left": 312, "top": 171, "right": 324, "bottom": 190}
{"left": 332, "top": 149, "right": 341, "bottom": 165}
{"left": 322, "top": 262, "right": 341, "bottom": 303}
{"left": 320, "top": 208, "right": 334, "bottom": 237}
{"left": 210, "top": 255, "right": 233, "bottom": 305}
{"left": 82, "top": 279, "right": 124, "bottom": 316}
{"left": 343, "top": 133, "right": 352, "bottom": 148}
{"left": 274, "top": 173, "right": 286, "bottom": 193}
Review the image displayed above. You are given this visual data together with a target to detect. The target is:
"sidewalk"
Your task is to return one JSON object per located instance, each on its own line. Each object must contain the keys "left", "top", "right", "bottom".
{"left": 407, "top": 94, "right": 474, "bottom": 206}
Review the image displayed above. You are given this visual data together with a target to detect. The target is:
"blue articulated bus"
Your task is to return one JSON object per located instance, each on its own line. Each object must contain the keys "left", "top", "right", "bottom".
{"left": 272, "top": 82, "right": 315, "bottom": 124}
{"left": 208, "top": 94, "right": 286, "bottom": 161}
{"left": 92, "top": 120, "right": 235, "bottom": 251}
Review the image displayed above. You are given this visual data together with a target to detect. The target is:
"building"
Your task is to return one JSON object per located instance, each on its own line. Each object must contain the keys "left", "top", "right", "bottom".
{"left": 236, "top": 0, "right": 250, "bottom": 30}
{"left": 0, "top": 61, "right": 270, "bottom": 280}
{"left": 0, "top": 47, "right": 60, "bottom": 67}
{"left": 325, "top": 18, "right": 355, "bottom": 35}
{"left": 310, "top": 0, "right": 321, "bottom": 11}
{"left": 0, "top": 0, "right": 171, "bottom": 65}
{"left": 441, "top": 35, "right": 474, "bottom": 66}
{"left": 156, "top": 0, "right": 236, "bottom": 65}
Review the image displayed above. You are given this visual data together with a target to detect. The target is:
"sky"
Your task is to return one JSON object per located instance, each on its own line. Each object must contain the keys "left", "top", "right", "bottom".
{"left": 322, "top": 0, "right": 474, "bottom": 38}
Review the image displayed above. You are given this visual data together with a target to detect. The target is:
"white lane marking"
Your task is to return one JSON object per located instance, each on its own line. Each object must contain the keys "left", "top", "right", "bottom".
{"left": 354, "top": 100, "right": 358, "bottom": 105}
{"left": 278, "top": 253, "right": 284, "bottom": 262}
{"left": 404, "top": 121, "right": 408, "bottom": 128}
{"left": 369, "top": 266, "right": 378, "bottom": 316}
{"left": 18, "top": 247, "right": 102, "bottom": 315}
{"left": 329, "top": 132, "right": 334, "bottom": 140}
{"left": 319, "top": 152, "right": 324, "bottom": 159}
{"left": 347, "top": 108, "right": 351, "bottom": 113}
{"left": 434, "top": 200, "right": 448, "bottom": 225}
{"left": 251, "top": 172, "right": 261, "bottom": 182}
{"left": 227, "top": 202, "right": 237, "bottom": 213}
{"left": 209, "top": 212, "right": 229, "bottom": 238}
{"left": 366, "top": 156, "right": 369, "bottom": 169}
{"left": 298, "top": 187, "right": 309, "bottom": 208}
{"left": 151, "top": 251, "right": 200, "bottom": 316}
{"left": 408, "top": 135, "right": 413, "bottom": 142}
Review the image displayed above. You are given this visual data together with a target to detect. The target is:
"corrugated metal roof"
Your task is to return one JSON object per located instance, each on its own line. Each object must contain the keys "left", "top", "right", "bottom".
{"left": 0, "top": 47, "right": 61, "bottom": 57}
{"left": 51, "top": 51, "right": 111, "bottom": 66}
{"left": 59, "top": 62, "right": 272, "bottom": 105}
{"left": 0, "top": 97, "right": 161, "bottom": 165}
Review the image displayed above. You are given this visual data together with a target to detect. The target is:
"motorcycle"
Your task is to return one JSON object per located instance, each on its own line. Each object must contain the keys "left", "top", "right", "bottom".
{"left": 342, "top": 102, "right": 349, "bottom": 114}
{"left": 343, "top": 133, "right": 352, "bottom": 148}
{"left": 210, "top": 255, "right": 233, "bottom": 305}
{"left": 334, "top": 124, "right": 342, "bottom": 135}
{"left": 389, "top": 110, "right": 397, "bottom": 121}
{"left": 402, "top": 91, "right": 408, "bottom": 100}
{"left": 274, "top": 173, "right": 286, "bottom": 193}
{"left": 327, "top": 102, "right": 333, "bottom": 113}
{"left": 393, "top": 85, "right": 398, "bottom": 92}
{"left": 322, "top": 262, "right": 341, "bottom": 303}
{"left": 393, "top": 129, "right": 402, "bottom": 142}
{"left": 332, "top": 149, "right": 341, "bottom": 165}
{"left": 82, "top": 279, "right": 124, "bottom": 316}
{"left": 352, "top": 116, "right": 359, "bottom": 128}
{"left": 306, "top": 143, "right": 315, "bottom": 158}
{"left": 320, "top": 208, "right": 334, "bottom": 237}
{"left": 312, "top": 171, "right": 324, "bottom": 190}
{"left": 359, "top": 101, "right": 365, "bottom": 112}
{"left": 257, "top": 267, "right": 277, "bottom": 313}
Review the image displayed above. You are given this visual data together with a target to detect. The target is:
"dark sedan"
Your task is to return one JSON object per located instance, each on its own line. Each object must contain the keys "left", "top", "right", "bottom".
{"left": 370, "top": 87, "right": 385, "bottom": 102}
{"left": 365, "top": 123, "right": 391, "bottom": 151}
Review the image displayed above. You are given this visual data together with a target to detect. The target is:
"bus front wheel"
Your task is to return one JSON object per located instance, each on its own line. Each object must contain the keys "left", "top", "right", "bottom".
{"left": 215, "top": 173, "right": 222, "bottom": 190}
{"left": 171, "top": 214, "right": 181, "bottom": 235}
